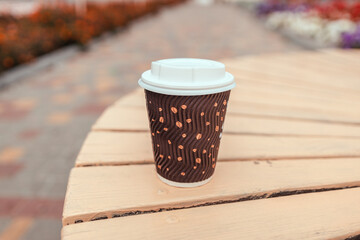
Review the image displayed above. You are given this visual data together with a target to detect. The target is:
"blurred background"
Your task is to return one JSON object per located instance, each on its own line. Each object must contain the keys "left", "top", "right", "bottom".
{"left": 0, "top": 0, "right": 359, "bottom": 239}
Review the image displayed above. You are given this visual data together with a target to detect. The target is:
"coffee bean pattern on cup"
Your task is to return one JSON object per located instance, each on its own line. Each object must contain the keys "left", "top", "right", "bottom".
{"left": 145, "top": 90, "right": 231, "bottom": 183}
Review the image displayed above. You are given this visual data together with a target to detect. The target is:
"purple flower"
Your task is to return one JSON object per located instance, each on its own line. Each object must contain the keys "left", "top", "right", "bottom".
{"left": 256, "top": 2, "right": 289, "bottom": 16}
{"left": 341, "top": 25, "right": 360, "bottom": 48}
{"left": 256, "top": 1, "right": 309, "bottom": 16}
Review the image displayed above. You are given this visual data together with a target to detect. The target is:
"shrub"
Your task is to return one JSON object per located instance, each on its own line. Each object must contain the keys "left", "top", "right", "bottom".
{"left": 0, "top": 0, "right": 186, "bottom": 73}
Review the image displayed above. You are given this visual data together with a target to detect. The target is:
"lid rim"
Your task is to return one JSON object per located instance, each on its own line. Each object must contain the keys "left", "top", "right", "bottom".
{"left": 138, "top": 79, "right": 236, "bottom": 96}
{"left": 156, "top": 58, "right": 224, "bottom": 69}
{"left": 141, "top": 70, "right": 234, "bottom": 90}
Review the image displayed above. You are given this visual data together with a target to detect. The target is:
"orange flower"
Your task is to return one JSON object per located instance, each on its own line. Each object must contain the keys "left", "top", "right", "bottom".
{"left": 0, "top": 0, "right": 187, "bottom": 73}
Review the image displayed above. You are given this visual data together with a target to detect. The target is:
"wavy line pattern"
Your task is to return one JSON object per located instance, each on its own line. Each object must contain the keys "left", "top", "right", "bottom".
{"left": 145, "top": 90, "right": 231, "bottom": 183}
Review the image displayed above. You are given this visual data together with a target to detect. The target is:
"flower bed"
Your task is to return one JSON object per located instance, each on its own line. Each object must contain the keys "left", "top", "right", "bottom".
{"left": 0, "top": 0, "right": 186, "bottom": 73}
{"left": 256, "top": 0, "right": 360, "bottom": 48}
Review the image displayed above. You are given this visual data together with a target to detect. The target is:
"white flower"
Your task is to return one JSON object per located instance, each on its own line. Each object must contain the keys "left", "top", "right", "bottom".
{"left": 265, "top": 11, "right": 357, "bottom": 45}
{"left": 323, "top": 19, "right": 357, "bottom": 44}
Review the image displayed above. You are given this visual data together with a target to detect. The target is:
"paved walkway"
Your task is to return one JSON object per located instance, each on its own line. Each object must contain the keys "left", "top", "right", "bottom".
{"left": 0, "top": 2, "right": 302, "bottom": 239}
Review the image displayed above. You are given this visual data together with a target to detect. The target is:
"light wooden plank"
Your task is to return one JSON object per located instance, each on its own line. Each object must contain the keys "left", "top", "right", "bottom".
{"left": 62, "top": 187, "right": 360, "bottom": 240}
{"left": 76, "top": 131, "right": 360, "bottom": 166}
{"left": 228, "top": 101, "right": 360, "bottom": 125}
{"left": 117, "top": 80, "right": 360, "bottom": 110}
{"left": 63, "top": 159, "right": 360, "bottom": 225}
{"left": 231, "top": 68, "right": 360, "bottom": 100}
{"left": 300, "top": 50, "right": 360, "bottom": 72}
{"left": 230, "top": 73, "right": 360, "bottom": 106}
{"left": 273, "top": 51, "right": 360, "bottom": 79}
{"left": 229, "top": 74, "right": 360, "bottom": 124}
{"left": 224, "top": 113, "right": 360, "bottom": 137}
{"left": 92, "top": 106, "right": 147, "bottom": 131}
{"left": 229, "top": 82, "right": 360, "bottom": 120}
{"left": 77, "top": 131, "right": 153, "bottom": 166}
{"left": 224, "top": 51, "right": 360, "bottom": 95}
{"left": 115, "top": 86, "right": 360, "bottom": 125}
{"left": 92, "top": 105, "right": 360, "bottom": 138}
{"left": 117, "top": 86, "right": 360, "bottom": 120}
{"left": 228, "top": 67, "right": 360, "bottom": 101}
{"left": 230, "top": 91, "right": 357, "bottom": 117}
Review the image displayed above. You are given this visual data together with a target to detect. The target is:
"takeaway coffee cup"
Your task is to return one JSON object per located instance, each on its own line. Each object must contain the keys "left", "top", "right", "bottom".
{"left": 138, "top": 58, "right": 235, "bottom": 187}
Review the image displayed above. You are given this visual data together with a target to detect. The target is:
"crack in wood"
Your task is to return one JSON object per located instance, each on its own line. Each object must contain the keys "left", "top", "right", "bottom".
{"left": 70, "top": 185, "right": 360, "bottom": 225}
{"left": 345, "top": 235, "right": 360, "bottom": 240}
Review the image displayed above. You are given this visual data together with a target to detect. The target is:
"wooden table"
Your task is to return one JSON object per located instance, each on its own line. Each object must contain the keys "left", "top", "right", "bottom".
{"left": 61, "top": 49, "right": 360, "bottom": 240}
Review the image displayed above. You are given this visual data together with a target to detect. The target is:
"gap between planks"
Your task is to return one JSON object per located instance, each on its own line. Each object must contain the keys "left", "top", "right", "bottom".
{"left": 227, "top": 110, "right": 360, "bottom": 127}
{"left": 76, "top": 155, "right": 360, "bottom": 167}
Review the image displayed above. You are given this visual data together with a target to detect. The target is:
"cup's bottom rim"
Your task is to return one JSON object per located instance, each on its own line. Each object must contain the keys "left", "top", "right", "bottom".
{"left": 157, "top": 174, "right": 213, "bottom": 188}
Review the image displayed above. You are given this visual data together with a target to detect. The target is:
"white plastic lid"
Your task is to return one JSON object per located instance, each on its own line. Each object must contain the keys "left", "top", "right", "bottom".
{"left": 138, "top": 58, "right": 235, "bottom": 96}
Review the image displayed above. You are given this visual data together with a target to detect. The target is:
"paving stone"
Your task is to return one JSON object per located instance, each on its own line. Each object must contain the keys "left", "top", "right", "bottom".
{"left": 0, "top": 217, "right": 33, "bottom": 240}
{"left": 0, "top": 147, "right": 24, "bottom": 164}
{"left": 20, "top": 219, "right": 62, "bottom": 240}
{"left": 0, "top": 217, "right": 11, "bottom": 234}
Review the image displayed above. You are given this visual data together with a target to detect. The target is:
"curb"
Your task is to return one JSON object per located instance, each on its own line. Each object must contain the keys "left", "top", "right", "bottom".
{"left": 0, "top": 44, "right": 81, "bottom": 89}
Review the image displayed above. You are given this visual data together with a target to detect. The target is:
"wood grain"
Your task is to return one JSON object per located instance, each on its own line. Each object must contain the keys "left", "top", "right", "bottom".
{"left": 76, "top": 131, "right": 360, "bottom": 166}
{"left": 63, "top": 158, "right": 360, "bottom": 225}
{"left": 62, "top": 187, "right": 360, "bottom": 240}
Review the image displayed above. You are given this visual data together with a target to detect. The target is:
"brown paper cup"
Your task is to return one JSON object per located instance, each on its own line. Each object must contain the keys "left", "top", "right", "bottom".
{"left": 145, "top": 89, "right": 231, "bottom": 187}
